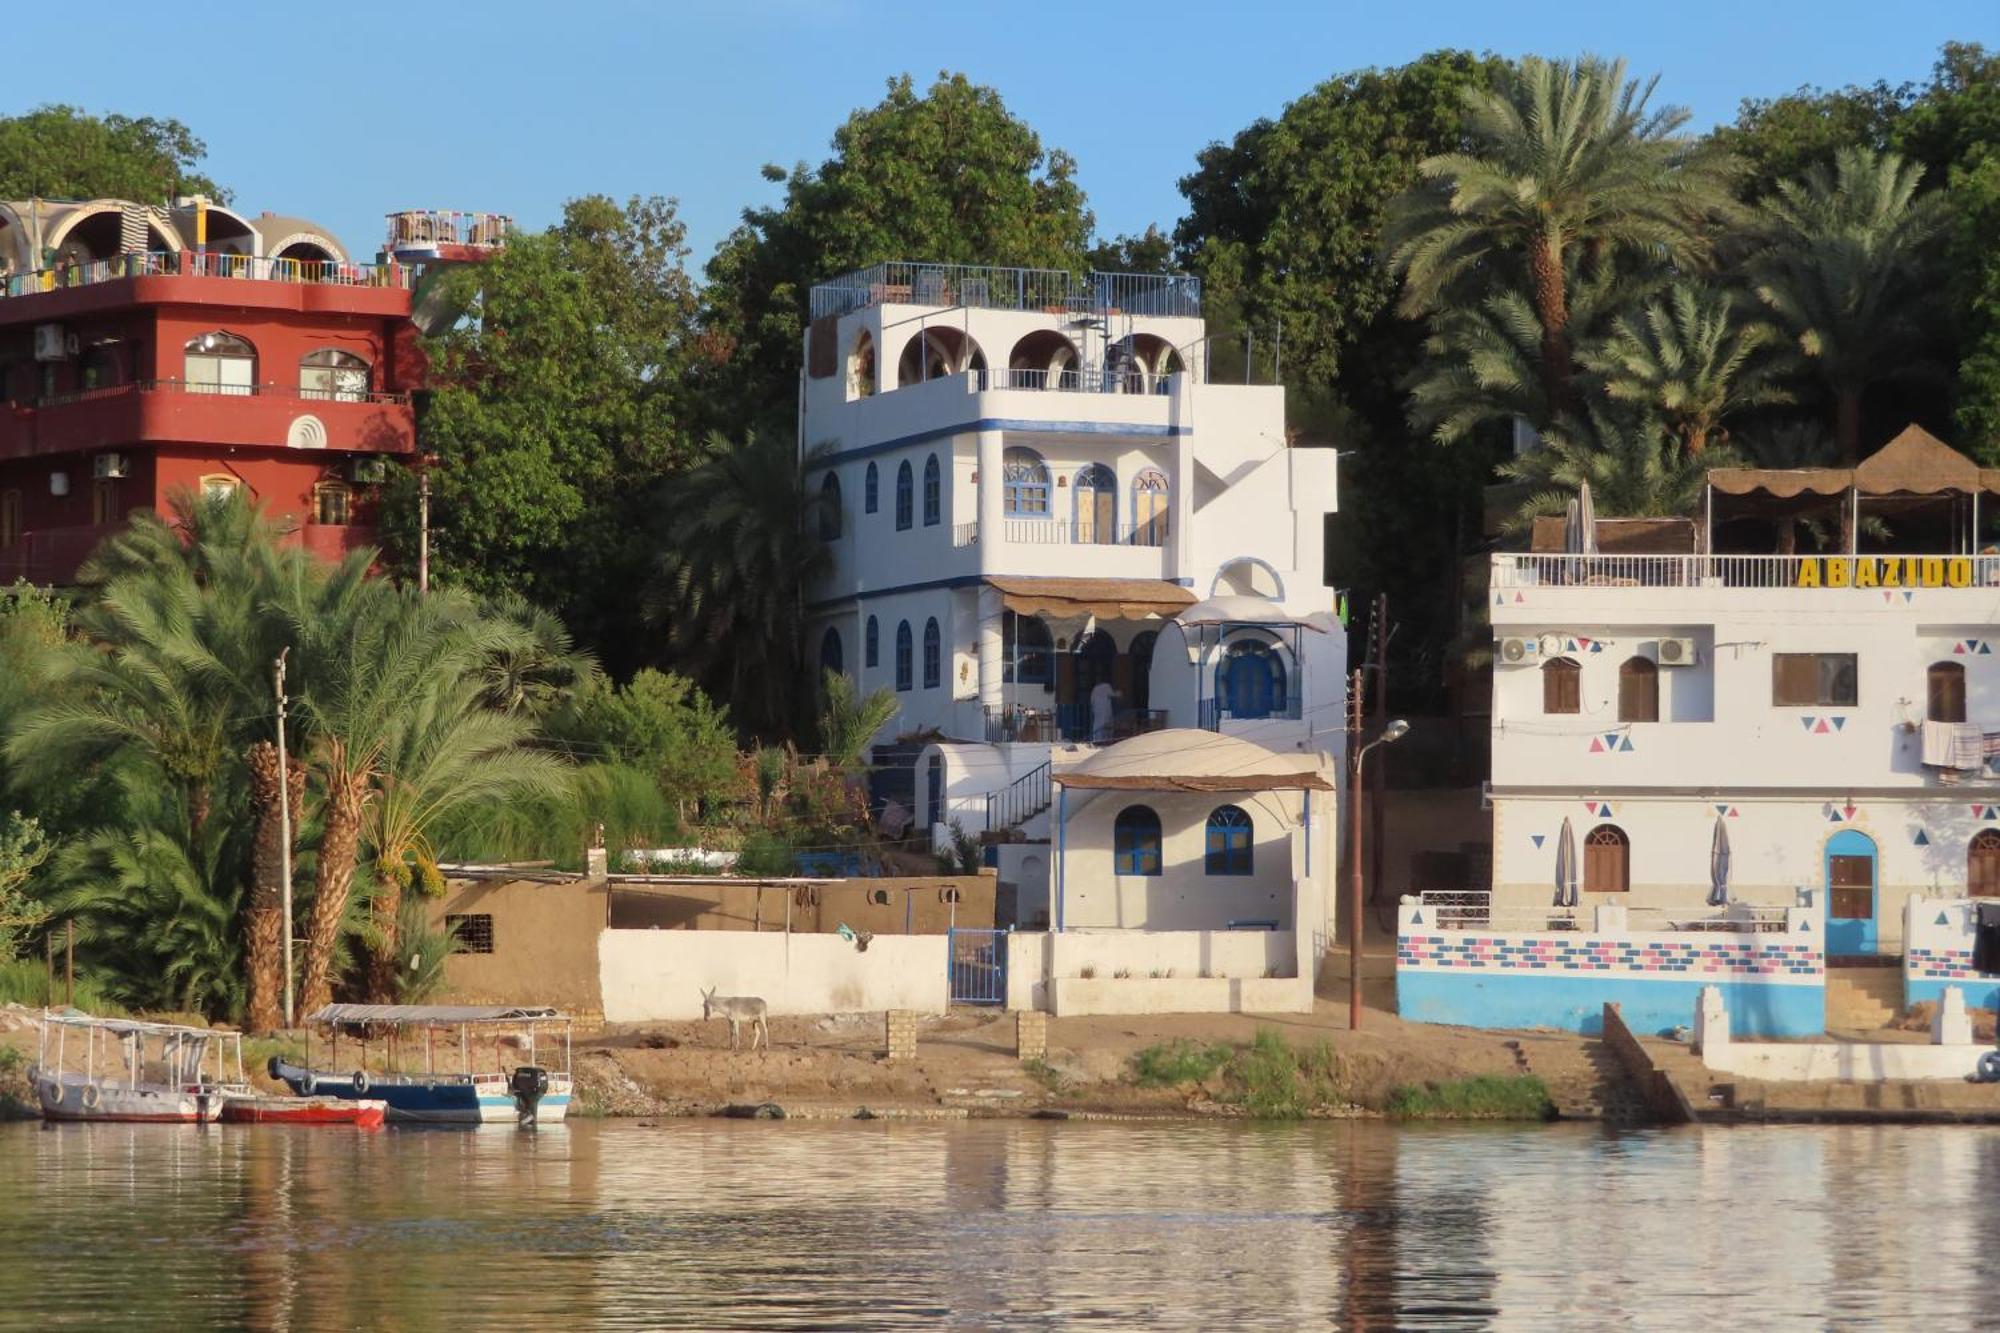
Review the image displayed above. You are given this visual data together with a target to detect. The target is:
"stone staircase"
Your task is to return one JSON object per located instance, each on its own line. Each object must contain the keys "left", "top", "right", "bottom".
{"left": 1506, "top": 1035, "right": 1651, "bottom": 1123}
{"left": 1827, "top": 966, "right": 1904, "bottom": 1033}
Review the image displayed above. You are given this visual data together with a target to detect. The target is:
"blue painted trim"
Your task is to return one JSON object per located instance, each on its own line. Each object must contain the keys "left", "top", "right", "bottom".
{"left": 1397, "top": 971, "right": 1825, "bottom": 1039}
{"left": 1825, "top": 828, "right": 1878, "bottom": 954}
{"left": 1905, "top": 976, "right": 2000, "bottom": 1011}
{"left": 819, "top": 418, "right": 1189, "bottom": 467}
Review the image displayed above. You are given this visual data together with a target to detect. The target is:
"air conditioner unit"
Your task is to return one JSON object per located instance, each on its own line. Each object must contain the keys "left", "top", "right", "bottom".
{"left": 33, "top": 325, "right": 69, "bottom": 362}
{"left": 1497, "top": 636, "right": 1535, "bottom": 665}
{"left": 350, "top": 457, "right": 390, "bottom": 484}
{"left": 92, "top": 453, "right": 129, "bottom": 480}
{"left": 1657, "top": 637, "right": 1698, "bottom": 667}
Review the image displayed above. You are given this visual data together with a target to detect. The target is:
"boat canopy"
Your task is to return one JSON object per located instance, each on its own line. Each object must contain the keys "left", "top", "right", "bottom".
{"left": 306, "top": 1004, "right": 568, "bottom": 1025}
{"left": 40, "top": 1009, "right": 232, "bottom": 1038}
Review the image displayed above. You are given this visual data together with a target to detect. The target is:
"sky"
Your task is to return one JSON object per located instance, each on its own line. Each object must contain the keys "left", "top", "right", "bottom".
{"left": 7, "top": 0, "right": 1995, "bottom": 273}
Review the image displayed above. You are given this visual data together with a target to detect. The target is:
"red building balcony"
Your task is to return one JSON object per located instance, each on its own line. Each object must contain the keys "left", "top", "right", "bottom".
{"left": 0, "top": 520, "right": 381, "bottom": 586}
{"left": 0, "top": 380, "right": 415, "bottom": 461}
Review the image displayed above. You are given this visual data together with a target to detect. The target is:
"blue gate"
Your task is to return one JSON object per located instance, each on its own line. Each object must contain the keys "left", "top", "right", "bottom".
{"left": 948, "top": 927, "right": 1009, "bottom": 1005}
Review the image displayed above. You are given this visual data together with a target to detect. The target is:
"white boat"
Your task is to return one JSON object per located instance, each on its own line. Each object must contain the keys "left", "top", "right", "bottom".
{"left": 30, "top": 1011, "right": 232, "bottom": 1124}
{"left": 275, "top": 1004, "right": 576, "bottom": 1125}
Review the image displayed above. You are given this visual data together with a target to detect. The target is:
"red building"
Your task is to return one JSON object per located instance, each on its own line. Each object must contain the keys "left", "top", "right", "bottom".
{"left": 0, "top": 199, "right": 502, "bottom": 583}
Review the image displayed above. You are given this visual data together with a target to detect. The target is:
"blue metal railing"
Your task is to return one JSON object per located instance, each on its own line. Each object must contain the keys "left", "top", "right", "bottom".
{"left": 948, "top": 927, "right": 1010, "bottom": 1005}
{"left": 810, "top": 262, "right": 1201, "bottom": 321}
{"left": 985, "top": 762, "right": 1052, "bottom": 830}
{"left": 1199, "top": 694, "right": 1305, "bottom": 730}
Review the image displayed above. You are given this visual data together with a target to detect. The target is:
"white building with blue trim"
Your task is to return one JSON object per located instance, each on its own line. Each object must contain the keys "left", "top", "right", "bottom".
{"left": 799, "top": 261, "right": 1346, "bottom": 941}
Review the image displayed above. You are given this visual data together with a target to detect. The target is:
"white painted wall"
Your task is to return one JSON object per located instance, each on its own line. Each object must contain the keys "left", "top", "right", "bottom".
{"left": 1000, "top": 928, "right": 1312, "bottom": 1015}
{"left": 1055, "top": 788, "right": 1303, "bottom": 931}
{"left": 598, "top": 931, "right": 946, "bottom": 1021}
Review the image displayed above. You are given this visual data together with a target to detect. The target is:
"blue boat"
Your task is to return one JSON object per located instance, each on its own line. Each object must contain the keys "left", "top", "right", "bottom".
{"left": 276, "top": 1004, "right": 574, "bottom": 1125}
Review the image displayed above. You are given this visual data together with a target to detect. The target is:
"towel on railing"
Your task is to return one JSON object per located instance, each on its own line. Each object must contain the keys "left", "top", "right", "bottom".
{"left": 1922, "top": 720, "right": 1968, "bottom": 768}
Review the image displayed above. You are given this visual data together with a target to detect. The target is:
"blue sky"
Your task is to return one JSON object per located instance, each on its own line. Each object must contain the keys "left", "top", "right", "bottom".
{"left": 7, "top": 1, "right": 1994, "bottom": 273}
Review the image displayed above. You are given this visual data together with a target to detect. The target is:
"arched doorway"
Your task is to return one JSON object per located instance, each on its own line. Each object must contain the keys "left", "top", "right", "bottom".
{"left": 1069, "top": 631, "right": 1118, "bottom": 739}
{"left": 1826, "top": 829, "right": 1879, "bottom": 955}
{"left": 1073, "top": 463, "right": 1115, "bottom": 543}
{"left": 924, "top": 755, "right": 944, "bottom": 831}
{"left": 1127, "top": 630, "right": 1157, "bottom": 716}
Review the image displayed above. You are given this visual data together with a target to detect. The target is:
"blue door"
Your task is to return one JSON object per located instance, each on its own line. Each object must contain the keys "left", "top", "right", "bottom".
{"left": 924, "top": 757, "right": 943, "bottom": 830}
{"left": 1825, "top": 829, "right": 1878, "bottom": 955}
{"left": 1218, "top": 642, "right": 1283, "bottom": 719}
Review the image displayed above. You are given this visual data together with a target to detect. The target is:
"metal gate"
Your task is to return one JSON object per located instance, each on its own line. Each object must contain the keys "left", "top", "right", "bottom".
{"left": 947, "top": 927, "right": 1008, "bottom": 1005}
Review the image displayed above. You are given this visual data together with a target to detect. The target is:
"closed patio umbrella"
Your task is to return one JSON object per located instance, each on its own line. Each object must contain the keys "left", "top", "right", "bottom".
{"left": 1554, "top": 816, "right": 1578, "bottom": 908}
{"left": 1708, "top": 815, "right": 1732, "bottom": 907}
{"left": 1576, "top": 481, "right": 1598, "bottom": 554}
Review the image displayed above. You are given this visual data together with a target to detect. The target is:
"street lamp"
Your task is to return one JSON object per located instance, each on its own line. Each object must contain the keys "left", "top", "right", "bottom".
{"left": 1349, "top": 718, "right": 1409, "bottom": 1031}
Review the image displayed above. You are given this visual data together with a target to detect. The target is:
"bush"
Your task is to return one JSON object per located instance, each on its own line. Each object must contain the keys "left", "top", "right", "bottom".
{"left": 0, "top": 957, "right": 123, "bottom": 1013}
{"left": 1386, "top": 1075, "right": 1555, "bottom": 1120}
{"left": 1132, "top": 1039, "right": 1232, "bottom": 1087}
{"left": 735, "top": 830, "right": 795, "bottom": 878}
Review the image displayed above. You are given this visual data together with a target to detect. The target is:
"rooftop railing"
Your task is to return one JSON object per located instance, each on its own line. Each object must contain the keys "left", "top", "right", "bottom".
{"left": 1, "top": 250, "right": 416, "bottom": 299}
{"left": 20, "top": 378, "right": 411, "bottom": 409}
{"left": 810, "top": 262, "right": 1201, "bottom": 321}
{"left": 1493, "top": 552, "right": 2000, "bottom": 590}
{"left": 385, "top": 210, "right": 511, "bottom": 250}
{"left": 952, "top": 518, "right": 1170, "bottom": 550}
{"left": 975, "top": 366, "right": 1177, "bottom": 395}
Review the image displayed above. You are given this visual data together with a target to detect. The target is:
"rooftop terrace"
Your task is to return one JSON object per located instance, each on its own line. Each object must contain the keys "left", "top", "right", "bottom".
{"left": 809, "top": 262, "right": 1201, "bottom": 321}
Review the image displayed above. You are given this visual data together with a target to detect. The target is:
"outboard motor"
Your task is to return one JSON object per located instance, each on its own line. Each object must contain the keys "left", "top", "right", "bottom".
{"left": 509, "top": 1065, "right": 551, "bottom": 1126}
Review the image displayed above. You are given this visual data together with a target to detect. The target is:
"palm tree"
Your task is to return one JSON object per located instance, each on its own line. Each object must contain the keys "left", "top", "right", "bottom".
{"left": 642, "top": 431, "right": 833, "bottom": 738}
{"left": 1499, "top": 407, "right": 1724, "bottom": 532}
{"left": 1742, "top": 147, "right": 1951, "bottom": 462}
{"left": 476, "top": 591, "right": 603, "bottom": 718}
{"left": 1581, "top": 282, "right": 1792, "bottom": 455}
{"left": 283, "top": 571, "right": 570, "bottom": 1009}
{"left": 817, "top": 671, "right": 900, "bottom": 771}
{"left": 1386, "top": 55, "right": 1738, "bottom": 415}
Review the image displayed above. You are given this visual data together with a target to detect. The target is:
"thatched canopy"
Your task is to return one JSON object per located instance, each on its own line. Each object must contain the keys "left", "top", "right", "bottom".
{"left": 985, "top": 576, "right": 1195, "bottom": 620}
{"left": 1709, "top": 426, "right": 2000, "bottom": 500}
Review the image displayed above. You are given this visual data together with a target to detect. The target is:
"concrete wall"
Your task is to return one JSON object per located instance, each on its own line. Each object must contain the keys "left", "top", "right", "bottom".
{"left": 606, "top": 874, "right": 994, "bottom": 935}
{"left": 426, "top": 875, "right": 609, "bottom": 1016}
{"left": 1903, "top": 895, "right": 2000, "bottom": 1009}
{"left": 1396, "top": 900, "right": 1825, "bottom": 1038}
{"left": 1055, "top": 788, "right": 1305, "bottom": 931}
{"left": 1002, "top": 927, "right": 1312, "bottom": 1015}
{"left": 599, "top": 930, "right": 947, "bottom": 1022}
{"left": 994, "top": 843, "right": 1051, "bottom": 929}
{"left": 1699, "top": 985, "right": 1988, "bottom": 1080}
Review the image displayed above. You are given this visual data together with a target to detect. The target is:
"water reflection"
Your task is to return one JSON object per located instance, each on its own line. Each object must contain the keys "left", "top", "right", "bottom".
{"left": 1, "top": 1119, "right": 1996, "bottom": 1328}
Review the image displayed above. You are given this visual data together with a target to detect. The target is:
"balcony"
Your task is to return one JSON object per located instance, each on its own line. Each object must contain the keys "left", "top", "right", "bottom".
{"left": 811, "top": 262, "right": 1201, "bottom": 321}
{"left": 2, "top": 250, "right": 415, "bottom": 300}
{"left": 1199, "top": 694, "right": 1304, "bottom": 731}
{"left": 0, "top": 380, "right": 415, "bottom": 460}
{"left": 953, "top": 519, "right": 1169, "bottom": 549}
{"left": 983, "top": 704, "right": 1169, "bottom": 744}
{"left": 1493, "top": 552, "right": 2000, "bottom": 590}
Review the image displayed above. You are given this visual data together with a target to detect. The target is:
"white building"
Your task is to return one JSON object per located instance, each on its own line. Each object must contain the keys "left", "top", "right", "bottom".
{"left": 1487, "top": 426, "right": 2000, "bottom": 957}
{"left": 798, "top": 261, "right": 1346, "bottom": 934}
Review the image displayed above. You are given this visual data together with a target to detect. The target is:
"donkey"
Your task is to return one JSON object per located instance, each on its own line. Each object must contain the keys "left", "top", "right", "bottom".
{"left": 700, "top": 987, "right": 769, "bottom": 1052}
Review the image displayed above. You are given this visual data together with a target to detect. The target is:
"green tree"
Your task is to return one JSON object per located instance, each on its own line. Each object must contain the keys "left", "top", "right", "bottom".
{"left": 387, "top": 195, "right": 702, "bottom": 671}
{"left": 548, "top": 669, "right": 739, "bottom": 819}
{"left": 698, "top": 72, "right": 1093, "bottom": 434}
{"left": 1581, "top": 281, "right": 1791, "bottom": 455}
{"left": 1743, "top": 147, "right": 1951, "bottom": 462}
{"left": 1386, "top": 56, "right": 1738, "bottom": 417}
{"left": 641, "top": 432, "right": 833, "bottom": 740}
{"left": 0, "top": 104, "right": 224, "bottom": 204}
{"left": 0, "top": 812, "right": 48, "bottom": 959}
{"left": 1498, "top": 408, "right": 1721, "bottom": 531}
{"left": 816, "top": 671, "right": 900, "bottom": 771}
{"left": 1084, "top": 226, "right": 1175, "bottom": 275}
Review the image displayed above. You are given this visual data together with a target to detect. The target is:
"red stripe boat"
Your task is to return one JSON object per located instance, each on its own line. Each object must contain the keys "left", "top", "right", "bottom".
{"left": 219, "top": 1093, "right": 388, "bottom": 1127}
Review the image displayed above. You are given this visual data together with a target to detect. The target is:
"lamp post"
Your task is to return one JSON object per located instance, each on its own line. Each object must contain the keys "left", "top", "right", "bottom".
{"left": 1349, "top": 717, "right": 1409, "bottom": 1031}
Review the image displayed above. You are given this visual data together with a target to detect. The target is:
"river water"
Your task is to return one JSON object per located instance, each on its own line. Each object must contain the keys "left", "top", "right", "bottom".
{"left": 1, "top": 1117, "right": 1994, "bottom": 1329}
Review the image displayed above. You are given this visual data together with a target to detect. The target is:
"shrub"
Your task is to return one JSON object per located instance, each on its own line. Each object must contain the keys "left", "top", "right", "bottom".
{"left": 1132, "top": 1038, "right": 1232, "bottom": 1087}
{"left": 736, "top": 830, "right": 795, "bottom": 878}
{"left": 1386, "top": 1075, "right": 1556, "bottom": 1120}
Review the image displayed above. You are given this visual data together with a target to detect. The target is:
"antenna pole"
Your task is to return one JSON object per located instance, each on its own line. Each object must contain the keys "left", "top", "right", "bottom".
{"left": 276, "top": 647, "right": 295, "bottom": 1029}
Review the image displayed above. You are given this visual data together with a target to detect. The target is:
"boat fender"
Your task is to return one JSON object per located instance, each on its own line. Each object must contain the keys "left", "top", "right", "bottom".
{"left": 1979, "top": 1051, "right": 2000, "bottom": 1084}
{"left": 352, "top": 1070, "right": 370, "bottom": 1096}
{"left": 267, "top": 1055, "right": 283, "bottom": 1081}
{"left": 300, "top": 1072, "right": 317, "bottom": 1097}
{"left": 46, "top": 1080, "right": 66, "bottom": 1106}
{"left": 80, "top": 1083, "right": 100, "bottom": 1111}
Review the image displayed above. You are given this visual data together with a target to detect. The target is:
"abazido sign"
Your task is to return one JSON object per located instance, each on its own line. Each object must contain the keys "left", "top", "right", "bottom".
{"left": 1793, "top": 556, "right": 1976, "bottom": 588}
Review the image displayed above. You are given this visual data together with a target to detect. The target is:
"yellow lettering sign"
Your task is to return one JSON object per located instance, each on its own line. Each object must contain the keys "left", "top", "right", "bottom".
{"left": 1792, "top": 555, "right": 1974, "bottom": 589}
{"left": 1796, "top": 560, "right": 1820, "bottom": 588}
{"left": 1949, "top": 558, "right": 1972, "bottom": 588}
{"left": 1854, "top": 559, "right": 1879, "bottom": 587}
{"left": 1826, "top": 558, "right": 1851, "bottom": 588}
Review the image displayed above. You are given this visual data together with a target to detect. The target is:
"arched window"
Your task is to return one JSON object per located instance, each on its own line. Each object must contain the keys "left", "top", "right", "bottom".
{"left": 184, "top": 331, "right": 255, "bottom": 396}
{"left": 865, "top": 616, "right": 880, "bottom": 668}
{"left": 1114, "top": 805, "right": 1163, "bottom": 876}
{"left": 1216, "top": 640, "right": 1286, "bottom": 719}
{"left": 1618, "top": 657, "right": 1658, "bottom": 723}
{"left": 818, "top": 472, "right": 842, "bottom": 541}
{"left": 1132, "top": 469, "right": 1169, "bottom": 546}
{"left": 300, "top": 348, "right": 369, "bottom": 401}
{"left": 1930, "top": 661, "right": 1968, "bottom": 723}
{"left": 1003, "top": 448, "right": 1050, "bottom": 517}
{"left": 1972, "top": 830, "right": 2000, "bottom": 897}
{"left": 1205, "top": 805, "right": 1254, "bottom": 876}
{"left": 820, "top": 627, "right": 843, "bottom": 676}
{"left": 1584, "top": 825, "right": 1629, "bottom": 894}
{"left": 0, "top": 490, "right": 19, "bottom": 549}
{"left": 1073, "top": 463, "right": 1116, "bottom": 543}
{"left": 895, "top": 621, "right": 913, "bottom": 692}
{"left": 864, "top": 461, "right": 879, "bottom": 514}
{"left": 1004, "top": 610, "right": 1052, "bottom": 685}
{"left": 1008, "top": 329, "right": 1080, "bottom": 390}
{"left": 923, "top": 618, "right": 942, "bottom": 689}
{"left": 1543, "top": 657, "right": 1581, "bottom": 714}
{"left": 895, "top": 461, "right": 914, "bottom": 530}
{"left": 923, "top": 454, "right": 941, "bottom": 527}
{"left": 924, "top": 756, "right": 943, "bottom": 827}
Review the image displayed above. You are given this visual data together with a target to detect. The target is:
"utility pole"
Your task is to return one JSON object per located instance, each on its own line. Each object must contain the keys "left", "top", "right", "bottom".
{"left": 1368, "top": 593, "right": 1390, "bottom": 920}
{"left": 1346, "top": 668, "right": 1365, "bottom": 1031}
{"left": 275, "top": 648, "right": 295, "bottom": 1028}
{"left": 417, "top": 464, "right": 431, "bottom": 596}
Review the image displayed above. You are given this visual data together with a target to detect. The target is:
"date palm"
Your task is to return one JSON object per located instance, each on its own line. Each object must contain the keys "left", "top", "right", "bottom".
{"left": 1499, "top": 406, "right": 1723, "bottom": 533}
{"left": 1742, "top": 147, "right": 1951, "bottom": 463}
{"left": 1581, "top": 282, "right": 1791, "bottom": 455}
{"left": 1387, "top": 56, "right": 1737, "bottom": 415}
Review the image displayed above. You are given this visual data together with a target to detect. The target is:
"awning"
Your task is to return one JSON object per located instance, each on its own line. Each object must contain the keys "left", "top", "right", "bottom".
{"left": 985, "top": 575, "right": 1196, "bottom": 620}
{"left": 1174, "top": 595, "right": 1330, "bottom": 632}
{"left": 307, "top": 1004, "right": 567, "bottom": 1025}
{"left": 1055, "top": 728, "right": 1334, "bottom": 792}
{"left": 1708, "top": 425, "right": 2000, "bottom": 499}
